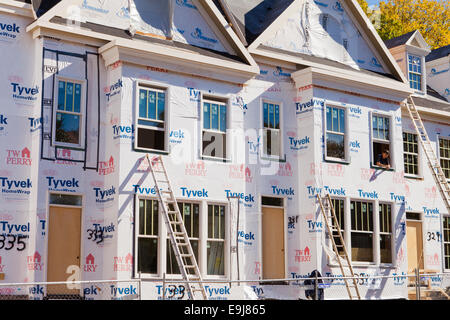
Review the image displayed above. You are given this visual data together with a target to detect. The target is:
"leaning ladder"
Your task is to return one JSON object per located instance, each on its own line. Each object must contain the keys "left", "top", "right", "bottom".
{"left": 146, "top": 154, "right": 207, "bottom": 300}
{"left": 317, "top": 194, "right": 361, "bottom": 300}
{"left": 404, "top": 96, "right": 450, "bottom": 214}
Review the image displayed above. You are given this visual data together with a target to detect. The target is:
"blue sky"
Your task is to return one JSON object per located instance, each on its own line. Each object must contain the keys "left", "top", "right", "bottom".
{"left": 367, "top": 0, "right": 379, "bottom": 4}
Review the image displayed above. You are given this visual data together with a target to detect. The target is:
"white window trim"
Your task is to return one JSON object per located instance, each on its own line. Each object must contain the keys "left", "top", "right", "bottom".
{"left": 134, "top": 80, "right": 170, "bottom": 154}
{"left": 200, "top": 93, "right": 231, "bottom": 162}
{"left": 349, "top": 198, "right": 376, "bottom": 265}
{"left": 378, "top": 201, "right": 394, "bottom": 267}
{"left": 134, "top": 196, "right": 160, "bottom": 278}
{"left": 369, "top": 111, "right": 395, "bottom": 170}
{"left": 437, "top": 135, "right": 450, "bottom": 182}
{"left": 402, "top": 130, "right": 422, "bottom": 178}
{"left": 443, "top": 215, "right": 450, "bottom": 272}
{"left": 52, "top": 76, "right": 87, "bottom": 149}
{"left": 407, "top": 52, "right": 426, "bottom": 94}
{"left": 260, "top": 99, "right": 284, "bottom": 160}
{"left": 323, "top": 103, "right": 349, "bottom": 163}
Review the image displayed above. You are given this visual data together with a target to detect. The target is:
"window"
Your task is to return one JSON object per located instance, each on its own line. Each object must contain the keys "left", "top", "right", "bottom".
{"left": 331, "top": 198, "right": 345, "bottom": 256}
{"left": 167, "top": 202, "right": 200, "bottom": 275}
{"left": 55, "top": 79, "right": 84, "bottom": 146}
{"left": 439, "top": 138, "right": 450, "bottom": 179}
{"left": 403, "top": 132, "right": 419, "bottom": 176}
{"left": 372, "top": 114, "right": 391, "bottom": 168}
{"left": 262, "top": 102, "right": 281, "bottom": 157}
{"left": 207, "top": 204, "right": 225, "bottom": 275}
{"left": 261, "top": 196, "right": 283, "bottom": 207}
{"left": 325, "top": 106, "right": 346, "bottom": 160}
{"left": 49, "top": 194, "right": 82, "bottom": 206}
{"left": 408, "top": 54, "right": 422, "bottom": 91}
{"left": 444, "top": 216, "right": 450, "bottom": 270}
{"left": 379, "top": 203, "right": 392, "bottom": 264}
{"left": 137, "top": 199, "right": 159, "bottom": 274}
{"left": 202, "top": 99, "right": 227, "bottom": 159}
{"left": 350, "top": 200, "right": 373, "bottom": 262}
{"left": 136, "top": 85, "right": 166, "bottom": 152}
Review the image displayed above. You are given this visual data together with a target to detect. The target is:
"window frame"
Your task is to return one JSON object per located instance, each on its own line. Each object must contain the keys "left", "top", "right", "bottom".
{"left": 200, "top": 94, "right": 230, "bottom": 162}
{"left": 134, "top": 197, "right": 160, "bottom": 277}
{"left": 378, "top": 202, "right": 394, "bottom": 265}
{"left": 329, "top": 197, "right": 346, "bottom": 257}
{"left": 324, "top": 103, "right": 349, "bottom": 163}
{"left": 260, "top": 99, "right": 283, "bottom": 160}
{"left": 438, "top": 136, "right": 450, "bottom": 181}
{"left": 52, "top": 76, "right": 87, "bottom": 149}
{"left": 402, "top": 131, "right": 422, "bottom": 178}
{"left": 134, "top": 81, "right": 170, "bottom": 153}
{"left": 165, "top": 201, "right": 201, "bottom": 276}
{"left": 370, "top": 111, "right": 395, "bottom": 170}
{"left": 349, "top": 199, "right": 375, "bottom": 264}
{"left": 206, "top": 202, "right": 227, "bottom": 277}
{"left": 443, "top": 215, "right": 450, "bottom": 272}
{"left": 407, "top": 53, "right": 424, "bottom": 92}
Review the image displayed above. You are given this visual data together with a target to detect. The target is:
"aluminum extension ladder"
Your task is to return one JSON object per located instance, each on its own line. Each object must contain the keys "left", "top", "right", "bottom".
{"left": 317, "top": 194, "right": 361, "bottom": 300}
{"left": 146, "top": 154, "right": 207, "bottom": 300}
{"left": 404, "top": 96, "right": 450, "bottom": 214}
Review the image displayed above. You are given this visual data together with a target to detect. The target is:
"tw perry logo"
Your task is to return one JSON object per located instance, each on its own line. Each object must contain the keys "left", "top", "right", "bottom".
{"left": 27, "top": 251, "right": 44, "bottom": 271}
{"left": 228, "top": 164, "right": 252, "bottom": 182}
{"left": 55, "top": 149, "right": 76, "bottom": 165}
{"left": 98, "top": 156, "right": 115, "bottom": 175}
{"left": 294, "top": 246, "right": 311, "bottom": 263}
{"left": 277, "top": 162, "right": 293, "bottom": 177}
{"left": 185, "top": 161, "right": 207, "bottom": 176}
{"left": 6, "top": 147, "right": 31, "bottom": 166}
{"left": 83, "top": 254, "right": 98, "bottom": 272}
{"left": 104, "top": 79, "right": 122, "bottom": 102}
{"left": 113, "top": 253, "right": 133, "bottom": 272}
{"left": 327, "top": 163, "right": 345, "bottom": 177}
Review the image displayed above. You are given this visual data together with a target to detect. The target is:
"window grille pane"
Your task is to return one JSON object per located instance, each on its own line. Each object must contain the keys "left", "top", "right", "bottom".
{"left": 219, "top": 105, "right": 226, "bottom": 132}
{"left": 58, "top": 81, "right": 66, "bottom": 111}
{"left": 203, "top": 103, "right": 210, "bottom": 129}
{"left": 148, "top": 91, "right": 156, "bottom": 120}
{"left": 139, "top": 89, "right": 147, "bottom": 118}
{"left": 263, "top": 103, "right": 269, "bottom": 128}
{"left": 274, "top": 104, "right": 280, "bottom": 129}
{"left": 157, "top": 92, "right": 165, "bottom": 121}
{"left": 66, "top": 82, "right": 74, "bottom": 112}
{"left": 211, "top": 104, "right": 219, "bottom": 130}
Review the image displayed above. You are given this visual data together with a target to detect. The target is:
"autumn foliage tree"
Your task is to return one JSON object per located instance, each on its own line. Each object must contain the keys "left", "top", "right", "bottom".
{"left": 357, "top": 0, "right": 450, "bottom": 49}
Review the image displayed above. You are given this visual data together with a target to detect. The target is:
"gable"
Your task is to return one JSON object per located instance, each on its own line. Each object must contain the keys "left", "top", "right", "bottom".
{"left": 256, "top": 0, "right": 388, "bottom": 74}
{"left": 72, "top": 0, "right": 228, "bottom": 53}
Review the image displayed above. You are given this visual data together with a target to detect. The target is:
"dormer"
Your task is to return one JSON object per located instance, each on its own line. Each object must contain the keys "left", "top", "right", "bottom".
{"left": 385, "top": 30, "right": 431, "bottom": 95}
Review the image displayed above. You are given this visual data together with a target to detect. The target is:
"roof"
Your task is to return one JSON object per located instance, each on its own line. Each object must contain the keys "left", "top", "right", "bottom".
{"left": 49, "top": 16, "right": 245, "bottom": 64}
{"left": 258, "top": 44, "right": 397, "bottom": 81}
{"left": 384, "top": 30, "right": 416, "bottom": 49}
{"left": 426, "top": 44, "right": 450, "bottom": 62}
{"left": 217, "top": 0, "right": 294, "bottom": 45}
{"left": 412, "top": 95, "right": 450, "bottom": 112}
{"left": 426, "top": 85, "right": 448, "bottom": 102}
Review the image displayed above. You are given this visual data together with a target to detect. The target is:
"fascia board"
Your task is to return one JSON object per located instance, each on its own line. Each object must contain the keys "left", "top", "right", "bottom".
{"left": 201, "top": 0, "right": 258, "bottom": 68}
{"left": 247, "top": 0, "right": 301, "bottom": 51}
{"left": 99, "top": 39, "right": 259, "bottom": 80}
{"left": 402, "top": 104, "right": 450, "bottom": 120}
{"left": 406, "top": 44, "right": 431, "bottom": 56}
{"left": 292, "top": 66, "right": 413, "bottom": 98}
{"left": 346, "top": 0, "right": 408, "bottom": 84}
{"left": 0, "top": 0, "right": 33, "bottom": 18}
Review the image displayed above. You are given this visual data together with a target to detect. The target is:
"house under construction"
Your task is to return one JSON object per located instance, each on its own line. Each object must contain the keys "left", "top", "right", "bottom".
{"left": 0, "top": 0, "right": 449, "bottom": 300}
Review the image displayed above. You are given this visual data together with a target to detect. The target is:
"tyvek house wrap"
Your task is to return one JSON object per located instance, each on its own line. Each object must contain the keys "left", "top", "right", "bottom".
{"left": 262, "top": 0, "right": 386, "bottom": 74}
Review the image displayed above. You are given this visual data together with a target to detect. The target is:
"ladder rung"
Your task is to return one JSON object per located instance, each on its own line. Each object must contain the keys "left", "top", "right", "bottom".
{"left": 184, "top": 265, "right": 196, "bottom": 269}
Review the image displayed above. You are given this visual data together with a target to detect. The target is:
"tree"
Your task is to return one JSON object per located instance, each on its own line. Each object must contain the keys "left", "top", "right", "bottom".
{"left": 357, "top": 0, "right": 450, "bottom": 49}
